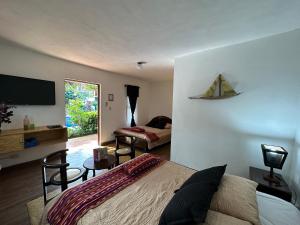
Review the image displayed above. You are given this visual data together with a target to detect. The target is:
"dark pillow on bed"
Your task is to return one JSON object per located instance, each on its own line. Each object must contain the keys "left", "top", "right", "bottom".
{"left": 146, "top": 119, "right": 156, "bottom": 128}
{"left": 155, "top": 120, "right": 167, "bottom": 129}
{"left": 146, "top": 120, "right": 165, "bottom": 129}
{"left": 146, "top": 116, "right": 171, "bottom": 129}
{"left": 158, "top": 182, "right": 218, "bottom": 225}
{"left": 178, "top": 165, "right": 227, "bottom": 192}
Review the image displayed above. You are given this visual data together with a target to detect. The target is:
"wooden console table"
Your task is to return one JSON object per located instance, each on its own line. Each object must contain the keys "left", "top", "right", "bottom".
{"left": 0, "top": 126, "right": 67, "bottom": 154}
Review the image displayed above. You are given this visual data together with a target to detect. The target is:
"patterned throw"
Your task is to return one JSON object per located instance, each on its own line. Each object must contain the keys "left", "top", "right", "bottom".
{"left": 47, "top": 154, "right": 163, "bottom": 225}
{"left": 122, "top": 127, "right": 160, "bottom": 142}
{"left": 123, "top": 154, "right": 160, "bottom": 175}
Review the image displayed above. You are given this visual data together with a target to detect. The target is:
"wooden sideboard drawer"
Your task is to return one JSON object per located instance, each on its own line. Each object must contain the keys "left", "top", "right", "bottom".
{"left": 0, "top": 126, "right": 67, "bottom": 154}
{"left": 0, "top": 134, "right": 24, "bottom": 153}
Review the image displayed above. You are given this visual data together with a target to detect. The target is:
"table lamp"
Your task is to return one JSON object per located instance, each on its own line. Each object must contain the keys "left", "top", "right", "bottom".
{"left": 261, "top": 144, "right": 288, "bottom": 184}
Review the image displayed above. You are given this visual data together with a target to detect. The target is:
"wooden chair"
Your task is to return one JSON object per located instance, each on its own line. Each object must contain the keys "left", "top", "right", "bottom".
{"left": 41, "top": 149, "right": 85, "bottom": 204}
{"left": 115, "top": 134, "right": 137, "bottom": 165}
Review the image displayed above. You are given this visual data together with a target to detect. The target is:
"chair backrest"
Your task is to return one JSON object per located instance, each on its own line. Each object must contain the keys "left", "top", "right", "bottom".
{"left": 41, "top": 149, "right": 69, "bottom": 204}
{"left": 115, "top": 135, "right": 137, "bottom": 165}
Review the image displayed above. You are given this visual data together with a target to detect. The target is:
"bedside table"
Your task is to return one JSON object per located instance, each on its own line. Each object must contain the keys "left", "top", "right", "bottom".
{"left": 249, "top": 167, "right": 292, "bottom": 202}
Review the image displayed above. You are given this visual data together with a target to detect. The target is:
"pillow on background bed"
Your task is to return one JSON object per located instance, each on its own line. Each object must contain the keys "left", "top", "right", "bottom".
{"left": 146, "top": 117, "right": 170, "bottom": 129}
{"left": 147, "top": 120, "right": 166, "bottom": 129}
{"left": 165, "top": 123, "right": 172, "bottom": 129}
{"left": 210, "top": 175, "right": 260, "bottom": 225}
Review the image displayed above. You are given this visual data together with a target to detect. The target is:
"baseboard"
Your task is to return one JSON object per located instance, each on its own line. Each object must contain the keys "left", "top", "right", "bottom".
{"left": 101, "top": 140, "right": 115, "bottom": 146}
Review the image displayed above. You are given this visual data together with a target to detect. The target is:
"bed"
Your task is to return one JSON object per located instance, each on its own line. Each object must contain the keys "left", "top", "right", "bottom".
{"left": 39, "top": 154, "right": 300, "bottom": 225}
{"left": 114, "top": 116, "right": 172, "bottom": 152}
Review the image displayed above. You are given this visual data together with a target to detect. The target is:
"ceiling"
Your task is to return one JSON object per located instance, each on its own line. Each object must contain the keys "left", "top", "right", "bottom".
{"left": 0, "top": 0, "right": 300, "bottom": 81}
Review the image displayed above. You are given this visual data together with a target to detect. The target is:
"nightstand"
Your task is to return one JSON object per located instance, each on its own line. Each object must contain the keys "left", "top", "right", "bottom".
{"left": 249, "top": 166, "right": 292, "bottom": 202}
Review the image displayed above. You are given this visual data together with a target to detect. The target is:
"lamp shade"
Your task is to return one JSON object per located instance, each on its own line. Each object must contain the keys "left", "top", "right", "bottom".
{"left": 261, "top": 144, "right": 288, "bottom": 170}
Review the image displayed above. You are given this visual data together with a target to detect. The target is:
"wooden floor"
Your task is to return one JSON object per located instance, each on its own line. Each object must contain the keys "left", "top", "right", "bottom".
{"left": 0, "top": 143, "right": 170, "bottom": 225}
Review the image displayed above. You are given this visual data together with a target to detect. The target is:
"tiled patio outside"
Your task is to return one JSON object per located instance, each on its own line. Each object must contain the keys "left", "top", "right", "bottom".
{"left": 66, "top": 134, "right": 170, "bottom": 167}
{"left": 66, "top": 134, "right": 104, "bottom": 167}
{"left": 67, "top": 133, "right": 99, "bottom": 154}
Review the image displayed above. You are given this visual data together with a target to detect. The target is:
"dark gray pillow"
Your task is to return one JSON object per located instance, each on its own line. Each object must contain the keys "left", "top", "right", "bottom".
{"left": 146, "top": 120, "right": 165, "bottom": 129}
{"left": 159, "top": 165, "right": 227, "bottom": 225}
{"left": 179, "top": 165, "right": 227, "bottom": 191}
{"left": 146, "top": 116, "right": 171, "bottom": 129}
{"left": 158, "top": 182, "right": 217, "bottom": 225}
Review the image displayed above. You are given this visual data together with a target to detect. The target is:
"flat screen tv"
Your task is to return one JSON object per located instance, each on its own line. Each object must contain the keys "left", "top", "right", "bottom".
{"left": 0, "top": 74, "right": 56, "bottom": 105}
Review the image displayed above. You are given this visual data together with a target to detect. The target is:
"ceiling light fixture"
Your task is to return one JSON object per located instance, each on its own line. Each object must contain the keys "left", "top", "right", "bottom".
{"left": 136, "top": 61, "right": 147, "bottom": 70}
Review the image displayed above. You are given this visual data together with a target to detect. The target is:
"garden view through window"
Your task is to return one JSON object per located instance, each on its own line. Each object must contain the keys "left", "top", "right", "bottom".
{"left": 65, "top": 80, "right": 99, "bottom": 146}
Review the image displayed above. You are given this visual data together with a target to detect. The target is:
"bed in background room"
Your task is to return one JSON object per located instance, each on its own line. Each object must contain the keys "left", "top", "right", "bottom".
{"left": 114, "top": 116, "right": 172, "bottom": 152}
{"left": 38, "top": 154, "right": 300, "bottom": 225}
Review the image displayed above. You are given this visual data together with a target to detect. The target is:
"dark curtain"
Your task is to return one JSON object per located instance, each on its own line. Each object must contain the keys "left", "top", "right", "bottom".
{"left": 126, "top": 85, "right": 139, "bottom": 127}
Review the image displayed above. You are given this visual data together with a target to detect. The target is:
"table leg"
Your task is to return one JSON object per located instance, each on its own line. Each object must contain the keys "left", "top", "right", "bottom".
{"left": 93, "top": 169, "right": 96, "bottom": 177}
{"left": 109, "top": 163, "right": 115, "bottom": 170}
{"left": 83, "top": 169, "right": 89, "bottom": 181}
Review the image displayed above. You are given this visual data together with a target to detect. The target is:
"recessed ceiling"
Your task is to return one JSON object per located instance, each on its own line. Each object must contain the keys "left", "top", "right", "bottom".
{"left": 0, "top": 0, "right": 300, "bottom": 81}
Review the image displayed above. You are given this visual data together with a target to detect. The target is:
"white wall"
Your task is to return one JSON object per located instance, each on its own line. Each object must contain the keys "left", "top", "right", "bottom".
{"left": 0, "top": 39, "right": 150, "bottom": 167}
{"left": 171, "top": 29, "right": 300, "bottom": 186}
{"left": 148, "top": 81, "right": 173, "bottom": 119}
{"left": 290, "top": 100, "right": 300, "bottom": 206}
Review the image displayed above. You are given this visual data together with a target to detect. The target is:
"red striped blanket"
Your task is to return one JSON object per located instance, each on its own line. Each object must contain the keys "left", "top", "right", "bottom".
{"left": 47, "top": 154, "right": 164, "bottom": 225}
{"left": 122, "top": 127, "right": 160, "bottom": 142}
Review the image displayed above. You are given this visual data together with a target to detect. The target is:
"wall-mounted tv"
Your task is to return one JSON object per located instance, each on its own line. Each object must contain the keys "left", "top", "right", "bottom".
{"left": 0, "top": 74, "right": 56, "bottom": 105}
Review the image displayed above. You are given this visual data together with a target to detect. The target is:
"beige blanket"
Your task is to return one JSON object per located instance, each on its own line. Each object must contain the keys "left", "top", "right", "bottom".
{"left": 41, "top": 161, "right": 254, "bottom": 225}
{"left": 115, "top": 126, "right": 171, "bottom": 149}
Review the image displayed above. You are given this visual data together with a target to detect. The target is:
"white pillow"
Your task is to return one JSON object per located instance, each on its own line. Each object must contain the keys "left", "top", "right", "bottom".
{"left": 164, "top": 123, "right": 172, "bottom": 129}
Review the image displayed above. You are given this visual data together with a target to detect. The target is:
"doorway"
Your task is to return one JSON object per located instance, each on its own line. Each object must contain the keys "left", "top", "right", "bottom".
{"left": 64, "top": 79, "right": 100, "bottom": 154}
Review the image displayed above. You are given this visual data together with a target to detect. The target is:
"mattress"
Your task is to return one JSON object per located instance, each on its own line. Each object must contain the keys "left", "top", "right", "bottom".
{"left": 115, "top": 125, "right": 171, "bottom": 149}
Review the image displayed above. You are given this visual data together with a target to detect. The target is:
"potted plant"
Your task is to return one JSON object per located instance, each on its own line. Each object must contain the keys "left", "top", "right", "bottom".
{"left": 0, "top": 102, "right": 15, "bottom": 132}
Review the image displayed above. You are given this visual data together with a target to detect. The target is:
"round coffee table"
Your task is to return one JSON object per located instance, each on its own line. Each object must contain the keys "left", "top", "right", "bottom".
{"left": 83, "top": 154, "right": 115, "bottom": 180}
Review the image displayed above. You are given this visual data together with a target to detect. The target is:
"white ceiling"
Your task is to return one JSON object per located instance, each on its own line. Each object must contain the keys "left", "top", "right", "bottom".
{"left": 0, "top": 0, "right": 300, "bottom": 81}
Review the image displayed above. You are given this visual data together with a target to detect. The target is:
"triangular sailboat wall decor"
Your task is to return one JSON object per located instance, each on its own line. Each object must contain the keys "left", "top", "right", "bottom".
{"left": 189, "top": 74, "right": 241, "bottom": 100}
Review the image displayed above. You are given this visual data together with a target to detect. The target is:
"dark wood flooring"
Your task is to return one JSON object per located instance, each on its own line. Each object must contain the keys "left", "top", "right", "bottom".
{"left": 0, "top": 144, "right": 170, "bottom": 225}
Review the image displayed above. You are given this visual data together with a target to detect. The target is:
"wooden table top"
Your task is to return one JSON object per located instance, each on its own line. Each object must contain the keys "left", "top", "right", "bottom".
{"left": 83, "top": 155, "right": 115, "bottom": 170}
{"left": 0, "top": 126, "right": 66, "bottom": 136}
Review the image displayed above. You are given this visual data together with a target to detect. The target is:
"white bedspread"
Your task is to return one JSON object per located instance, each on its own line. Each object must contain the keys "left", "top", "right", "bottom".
{"left": 257, "top": 191, "right": 300, "bottom": 225}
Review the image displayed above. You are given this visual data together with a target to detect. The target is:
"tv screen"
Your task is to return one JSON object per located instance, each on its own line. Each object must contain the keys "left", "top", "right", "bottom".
{"left": 0, "top": 74, "right": 56, "bottom": 105}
